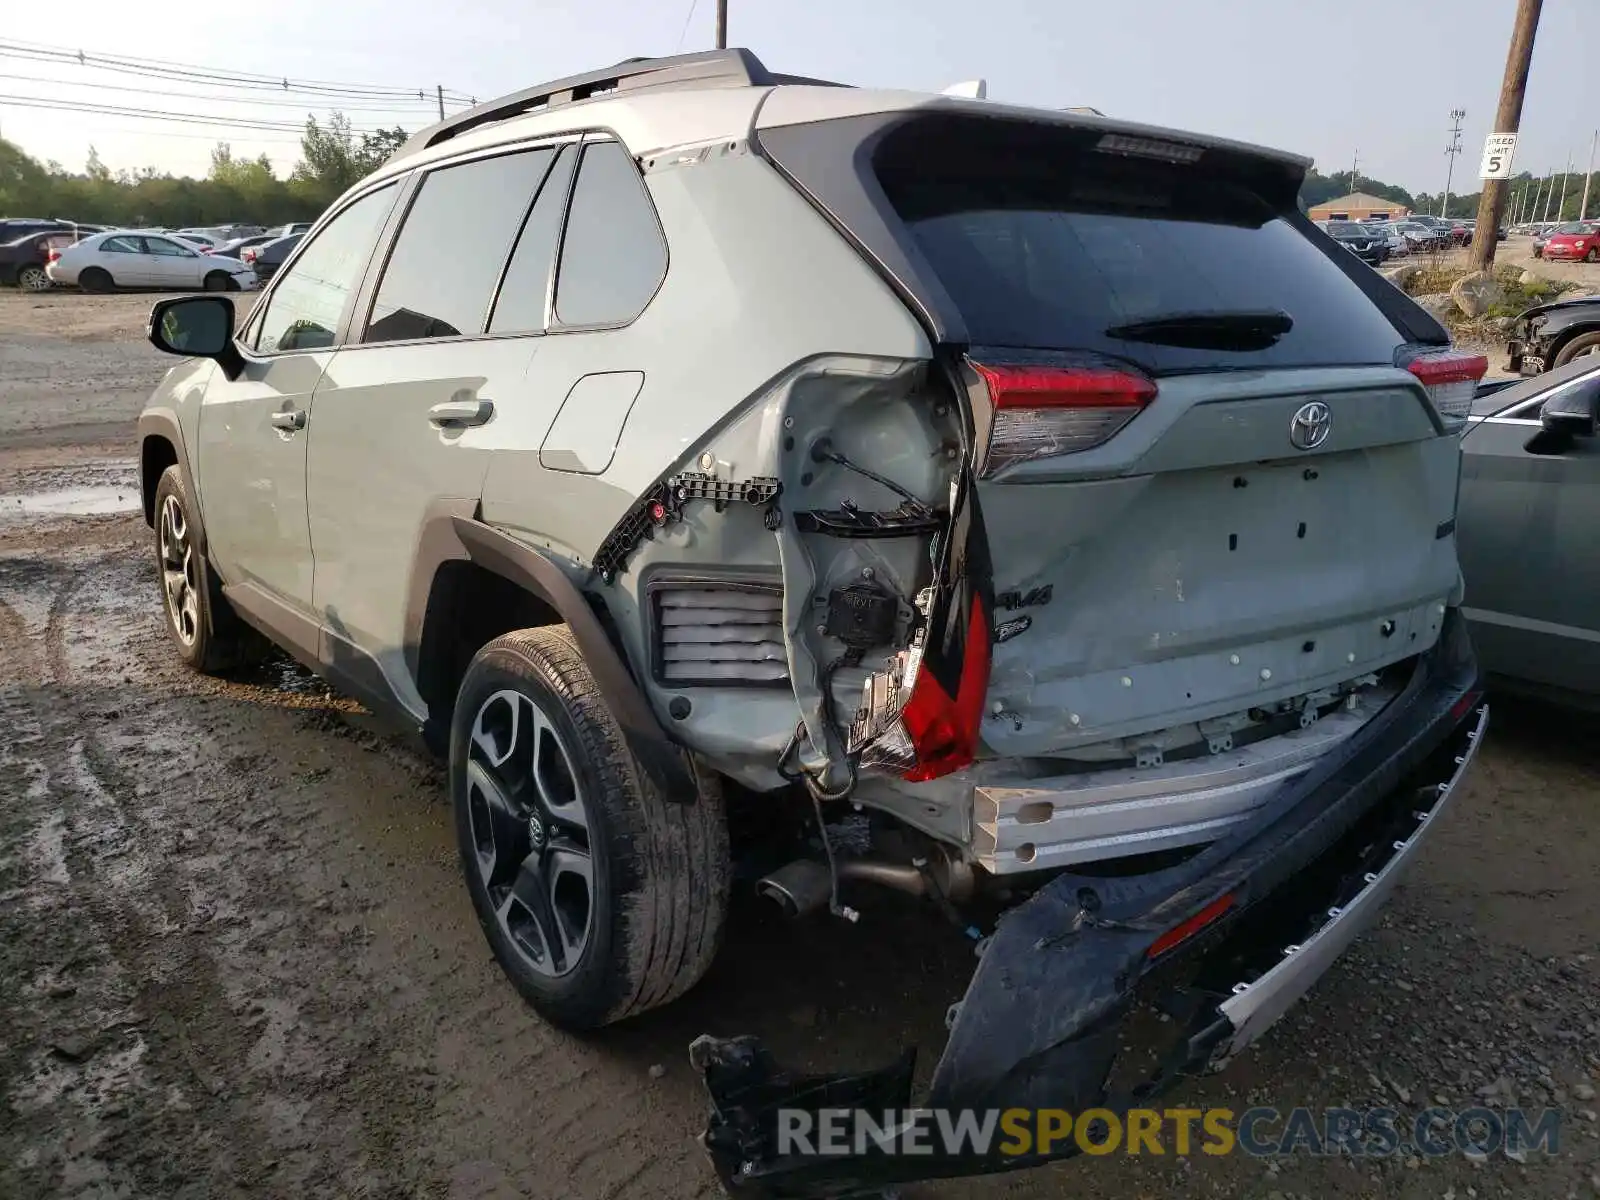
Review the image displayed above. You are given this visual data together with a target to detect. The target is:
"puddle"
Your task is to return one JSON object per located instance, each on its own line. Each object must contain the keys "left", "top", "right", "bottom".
{"left": 0, "top": 486, "right": 140, "bottom": 517}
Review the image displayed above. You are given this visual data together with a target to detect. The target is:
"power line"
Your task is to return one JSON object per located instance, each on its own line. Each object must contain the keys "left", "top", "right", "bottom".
{"left": 0, "top": 39, "right": 476, "bottom": 103}
{"left": 0, "top": 94, "right": 404, "bottom": 135}
{"left": 68, "top": 125, "right": 309, "bottom": 147}
{"left": 0, "top": 71, "right": 460, "bottom": 115}
{"left": 676, "top": 0, "right": 701, "bottom": 52}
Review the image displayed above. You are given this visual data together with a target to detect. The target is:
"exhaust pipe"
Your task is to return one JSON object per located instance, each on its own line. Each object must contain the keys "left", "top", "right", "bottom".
{"left": 755, "top": 859, "right": 834, "bottom": 918}
{"left": 756, "top": 853, "right": 974, "bottom": 918}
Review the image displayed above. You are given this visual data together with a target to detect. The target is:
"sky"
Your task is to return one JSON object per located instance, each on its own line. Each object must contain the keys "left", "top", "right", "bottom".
{"left": 1, "top": 0, "right": 1596, "bottom": 198}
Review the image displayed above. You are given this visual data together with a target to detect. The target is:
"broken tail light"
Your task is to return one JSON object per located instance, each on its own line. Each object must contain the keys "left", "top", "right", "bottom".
{"left": 896, "top": 593, "right": 992, "bottom": 782}
{"left": 971, "top": 358, "right": 1157, "bottom": 476}
{"left": 1404, "top": 350, "right": 1487, "bottom": 423}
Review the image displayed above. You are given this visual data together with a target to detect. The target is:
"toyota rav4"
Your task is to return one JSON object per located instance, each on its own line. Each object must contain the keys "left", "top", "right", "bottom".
{"left": 137, "top": 49, "right": 1488, "bottom": 1195}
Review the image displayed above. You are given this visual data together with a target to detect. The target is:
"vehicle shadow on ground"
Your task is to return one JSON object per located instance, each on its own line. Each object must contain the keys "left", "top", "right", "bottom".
{"left": 224, "top": 650, "right": 1600, "bottom": 1100}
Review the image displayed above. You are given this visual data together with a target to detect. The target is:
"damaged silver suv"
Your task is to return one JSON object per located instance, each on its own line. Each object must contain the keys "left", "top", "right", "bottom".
{"left": 138, "top": 49, "right": 1489, "bottom": 1194}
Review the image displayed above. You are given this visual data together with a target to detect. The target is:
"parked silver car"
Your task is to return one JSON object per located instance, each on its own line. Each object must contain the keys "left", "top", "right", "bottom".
{"left": 134, "top": 48, "right": 1487, "bottom": 1194}
{"left": 1461, "top": 358, "right": 1600, "bottom": 705}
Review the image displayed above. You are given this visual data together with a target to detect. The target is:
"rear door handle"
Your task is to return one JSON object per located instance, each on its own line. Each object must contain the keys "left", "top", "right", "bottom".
{"left": 428, "top": 398, "right": 494, "bottom": 427}
{"left": 269, "top": 408, "right": 306, "bottom": 432}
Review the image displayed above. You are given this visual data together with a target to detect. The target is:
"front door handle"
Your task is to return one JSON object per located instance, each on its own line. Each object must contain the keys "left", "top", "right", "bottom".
{"left": 428, "top": 398, "right": 494, "bottom": 427}
{"left": 269, "top": 408, "right": 306, "bottom": 432}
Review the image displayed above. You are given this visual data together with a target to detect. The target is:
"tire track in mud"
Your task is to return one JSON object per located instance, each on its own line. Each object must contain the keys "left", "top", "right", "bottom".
{"left": 2, "top": 550, "right": 326, "bottom": 1195}
{"left": 2, "top": 538, "right": 472, "bottom": 1198}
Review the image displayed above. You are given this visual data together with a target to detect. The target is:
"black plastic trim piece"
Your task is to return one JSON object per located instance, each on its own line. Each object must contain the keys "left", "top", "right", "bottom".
{"left": 593, "top": 472, "right": 780, "bottom": 582}
{"left": 792, "top": 501, "right": 945, "bottom": 538}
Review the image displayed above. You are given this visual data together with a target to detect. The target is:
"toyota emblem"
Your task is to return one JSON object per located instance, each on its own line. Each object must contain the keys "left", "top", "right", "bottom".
{"left": 1289, "top": 401, "right": 1332, "bottom": 451}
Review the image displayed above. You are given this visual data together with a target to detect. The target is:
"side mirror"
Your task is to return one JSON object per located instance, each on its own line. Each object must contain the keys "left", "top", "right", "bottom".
{"left": 147, "top": 295, "right": 244, "bottom": 379}
{"left": 1540, "top": 386, "right": 1599, "bottom": 439}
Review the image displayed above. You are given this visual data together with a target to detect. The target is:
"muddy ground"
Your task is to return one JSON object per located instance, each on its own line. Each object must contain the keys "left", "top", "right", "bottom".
{"left": 1, "top": 288, "right": 1597, "bottom": 1200}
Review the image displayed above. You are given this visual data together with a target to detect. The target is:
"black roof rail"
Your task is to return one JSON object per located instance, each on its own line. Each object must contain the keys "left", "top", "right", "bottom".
{"left": 397, "top": 48, "right": 841, "bottom": 158}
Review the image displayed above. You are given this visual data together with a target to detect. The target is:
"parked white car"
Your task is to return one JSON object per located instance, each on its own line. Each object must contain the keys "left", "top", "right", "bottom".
{"left": 46, "top": 231, "right": 257, "bottom": 293}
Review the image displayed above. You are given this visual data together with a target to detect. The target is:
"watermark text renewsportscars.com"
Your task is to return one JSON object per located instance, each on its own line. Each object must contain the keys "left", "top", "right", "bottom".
{"left": 776, "top": 1105, "right": 1562, "bottom": 1159}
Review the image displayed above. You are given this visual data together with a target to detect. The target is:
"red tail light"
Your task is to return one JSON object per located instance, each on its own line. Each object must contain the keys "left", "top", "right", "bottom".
{"left": 47, "top": 250, "right": 60, "bottom": 262}
{"left": 1405, "top": 350, "right": 1487, "bottom": 421}
{"left": 1148, "top": 892, "right": 1235, "bottom": 959}
{"left": 898, "top": 593, "right": 992, "bottom": 781}
{"left": 971, "top": 359, "right": 1157, "bottom": 475}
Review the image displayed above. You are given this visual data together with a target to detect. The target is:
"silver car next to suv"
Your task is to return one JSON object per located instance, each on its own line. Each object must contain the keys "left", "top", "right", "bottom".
{"left": 138, "top": 49, "right": 1488, "bottom": 1193}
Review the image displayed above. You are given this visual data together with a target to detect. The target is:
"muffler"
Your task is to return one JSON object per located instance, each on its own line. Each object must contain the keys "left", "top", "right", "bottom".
{"left": 756, "top": 852, "right": 975, "bottom": 918}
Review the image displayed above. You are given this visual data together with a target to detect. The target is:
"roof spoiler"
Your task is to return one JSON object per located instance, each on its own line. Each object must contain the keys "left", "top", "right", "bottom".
{"left": 395, "top": 47, "right": 847, "bottom": 158}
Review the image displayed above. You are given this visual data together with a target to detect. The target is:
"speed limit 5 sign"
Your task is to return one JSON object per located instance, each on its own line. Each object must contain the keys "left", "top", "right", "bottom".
{"left": 1480, "top": 133, "right": 1519, "bottom": 180}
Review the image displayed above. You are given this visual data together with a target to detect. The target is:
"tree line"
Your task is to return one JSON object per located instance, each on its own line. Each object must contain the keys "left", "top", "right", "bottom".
{"left": 1302, "top": 165, "right": 1600, "bottom": 223}
{"left": 0, "top": 114, "right": 407, "bottom": 229}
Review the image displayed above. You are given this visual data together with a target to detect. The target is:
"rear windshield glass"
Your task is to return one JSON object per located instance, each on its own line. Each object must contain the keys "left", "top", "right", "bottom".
{"left": 876, "top": 131, "right": 1405, "bottom": 374}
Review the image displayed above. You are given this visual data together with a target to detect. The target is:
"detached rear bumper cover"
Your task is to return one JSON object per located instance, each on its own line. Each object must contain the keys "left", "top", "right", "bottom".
{"left": 694, "top": 610, "right": 1485, "bottom": 1196}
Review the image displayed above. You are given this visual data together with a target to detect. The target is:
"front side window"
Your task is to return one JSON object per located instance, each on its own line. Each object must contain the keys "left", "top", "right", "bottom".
{"left": 364, "top": 148, "right": 557, "bottom": 344}
{"left": 552, "top": 140, "right": 667, "bottom": 328}
{"left": 255, "top": 185, "right": 396, "bottom": 355}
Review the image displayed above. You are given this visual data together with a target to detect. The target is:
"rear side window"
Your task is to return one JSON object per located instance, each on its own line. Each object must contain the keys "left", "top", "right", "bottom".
{"left": 489, "top": 146, "right": 576, "bottom": 335}
{"left": 876, "top": 127, "right": 1405, "bottom": 373}
{"left": 365, "top": 148, "right": 557, "bottom": 343}
{"left": 553, "top": 140, "right": 666, "bottom": 327}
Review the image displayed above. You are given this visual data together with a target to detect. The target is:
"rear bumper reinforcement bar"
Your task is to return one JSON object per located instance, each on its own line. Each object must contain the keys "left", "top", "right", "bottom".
{"left": 691, "top": 609, "right": 1485, "bottom": 1197}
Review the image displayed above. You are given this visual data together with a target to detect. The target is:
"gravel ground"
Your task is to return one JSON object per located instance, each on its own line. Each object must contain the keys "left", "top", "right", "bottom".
{"left": 0, "top": 286, "right": 1597, "bottom": 1200}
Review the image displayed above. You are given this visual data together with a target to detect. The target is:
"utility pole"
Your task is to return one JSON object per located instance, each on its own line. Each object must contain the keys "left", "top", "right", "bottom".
{"left": 1441, "top": 108, "right": 1466, "bottom": 217}
{"left": 1555, "top": 151, "right": 1573, "bottom": 221}
{"left": 436, "top": 84, "right": 445, "bottom": 121}
{"left": 1581, "top": 129, "right": 1596, "bottom": 221}
{"left": 1350, "top": 149, "right": 1359, "bottom": 192}
{"left": 1471, "top": 0, "right": 1543, "bottom": 269}
{"left": 715, "top": 0, "right": 727, "bottom": 48}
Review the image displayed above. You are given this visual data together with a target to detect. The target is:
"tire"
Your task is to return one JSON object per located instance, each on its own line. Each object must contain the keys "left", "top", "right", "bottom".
{"left": 16, "top": 264, "right": 49, "bottom": 292}
{"left": 152, "top": 466, "right": 269, "bottom": 673}
{"left": 1586, "top": 248, "right": 1599, "bottom": 264}
{"left": 1552, "top": 331, "right": 1600, "bottom": 368}
{"left": 203, "top": 270, "right": 231, "bottom": 292}
{"left": 79, "top": 267, "right": 113, "bottom": 294}
{"left": 1533, "top": 247, "right": 1543, "bottom": 259}
{"left": 451, "top": 626, "right": 729, "bottom": 1030}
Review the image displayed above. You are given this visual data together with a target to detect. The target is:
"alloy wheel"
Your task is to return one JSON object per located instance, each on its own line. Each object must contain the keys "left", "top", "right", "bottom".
{"left": 18, "top": 266, "right": 49, "bottom": 292}
{"left": 158, "top": 495, "right": 200, "bottom": 647}
{"left": 465, "top": 688, "right": 594, "bottom": 978}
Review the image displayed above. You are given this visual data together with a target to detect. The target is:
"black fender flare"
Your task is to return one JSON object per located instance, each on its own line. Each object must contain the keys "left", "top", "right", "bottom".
{"left": 136, "top": 408, "right": 206, "bottom": 553}
{"left": 405, "top": 501, "right": 695, "bottom": 801}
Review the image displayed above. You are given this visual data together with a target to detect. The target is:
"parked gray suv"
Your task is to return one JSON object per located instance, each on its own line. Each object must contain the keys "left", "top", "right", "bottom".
{"left": 138, "top": 49, "right": 1489, "bottom": 1193}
